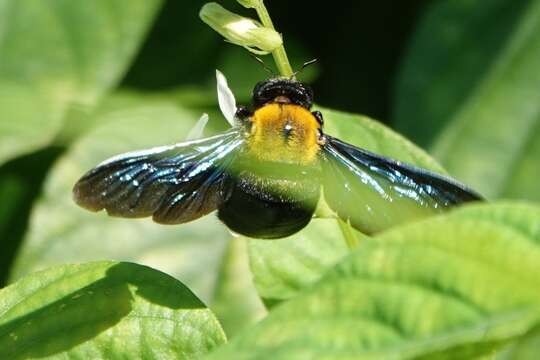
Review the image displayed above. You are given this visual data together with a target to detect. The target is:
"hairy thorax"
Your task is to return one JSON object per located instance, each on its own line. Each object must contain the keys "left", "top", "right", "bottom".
{"left": 246, "top": 103, "right": 321, "bottom": 165}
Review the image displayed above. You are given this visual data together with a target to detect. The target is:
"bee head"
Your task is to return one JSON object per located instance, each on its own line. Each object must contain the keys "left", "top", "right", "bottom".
{"left": 252, "top": 78, "right": 314, "bottom": 109}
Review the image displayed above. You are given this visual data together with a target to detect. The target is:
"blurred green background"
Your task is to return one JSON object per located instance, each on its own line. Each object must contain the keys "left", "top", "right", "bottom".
{"left": 0, "top": 0, "right": 539, "bottom": 338}
{"left": 124, "top": 0, "right": 427, "bottom": 119}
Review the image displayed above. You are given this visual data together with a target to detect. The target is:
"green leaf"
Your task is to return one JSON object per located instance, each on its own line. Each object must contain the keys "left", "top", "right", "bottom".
{"left": 211, "top": 237, "right": 267, "bottom": 337}
{"left": 0, "top": 0, "right": 163, "bottom": 164}
{"left": 10, "top": 92, "right": 231, "bottom": 303}
{"left": 211, "top": 202, "right": 540, "bottom": 359}
{"left": 393, "top": 0, "right": 540, "bottom": 199}
{"left": 248, "top": 219, "right": 350, "bottom": 306}
{"left": 0, "top": 261, "right": 226, "bottom": 359}
{"left": 497, "top": 325, "right": 540, "bottom": 360}
{"left": 248, "top": 107, "right": 449, "bottom": 305}
{"left": 321, "top": 107, "right": 446, "bottom": 174}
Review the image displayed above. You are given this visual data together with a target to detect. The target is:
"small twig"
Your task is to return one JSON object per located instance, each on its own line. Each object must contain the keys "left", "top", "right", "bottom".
{"left": 338, "top": 219, "right": 359, "bottom": 250}
{"left": 252, "top": 0, "right": 294, "bottom": 77}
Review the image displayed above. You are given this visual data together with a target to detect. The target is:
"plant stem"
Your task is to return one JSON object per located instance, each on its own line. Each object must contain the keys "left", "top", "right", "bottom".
{"left": 253, "top": 0, "right": 294, "bottom": 77}
{"left": 338, "top": 219, "right": 359, "bottom": 250}
{"left": 316, "top": 195, "right": 361, "bottom": 251}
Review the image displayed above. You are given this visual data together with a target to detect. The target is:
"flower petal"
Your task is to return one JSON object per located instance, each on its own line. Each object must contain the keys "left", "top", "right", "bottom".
{"left": 200, "top": 3, "right": 282, "bottom": 55}
{"left": 185, "top": 113, "right": 209, "bottom": 140}
{"left": 216, "top": 69, "right": 237, "bottom": 126}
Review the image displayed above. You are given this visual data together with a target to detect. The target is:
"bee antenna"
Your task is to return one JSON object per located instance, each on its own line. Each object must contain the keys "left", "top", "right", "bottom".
{"left": 291, "top": 58, "right": 318, "bottom": 80}
{"left": 251, "top": 55, "right": 276, "bottom": 77}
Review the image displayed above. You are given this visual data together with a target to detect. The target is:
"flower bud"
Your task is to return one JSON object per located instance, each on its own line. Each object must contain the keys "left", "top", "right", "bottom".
{"left": 200, "top": 2, "right": 282, "bottom": 54}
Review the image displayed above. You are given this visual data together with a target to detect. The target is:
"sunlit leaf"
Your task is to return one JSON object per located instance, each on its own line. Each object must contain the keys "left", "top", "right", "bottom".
{"left": 497, "top": 326, "right": 540, "bottom": 360}
{"left": 10, "top": 92, "right": 231, "bottom": 303}
{"left": 0, "top": 261, "right": 226, "bottom": 359}
{"left": 211, "top": 237, "right": 266, "bottom": 337}
{"left": 0, "top": 0, "right": 163, "bottom": 164}
{"left": 322, "top": 107, "right": 446, "bottom": 173}
{"left": 212, "top": 202, "right": 540, "bottom": 359}
{"left": 248, "top": 219, "right": 350, "bottom": 306}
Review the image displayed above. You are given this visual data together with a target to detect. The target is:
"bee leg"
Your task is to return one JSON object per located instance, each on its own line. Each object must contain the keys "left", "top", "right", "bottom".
{"left": 312, "top": 110, "right": 324, "bottom": 126}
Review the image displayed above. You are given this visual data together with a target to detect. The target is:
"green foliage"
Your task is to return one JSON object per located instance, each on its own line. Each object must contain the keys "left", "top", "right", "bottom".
{"left": 0, "top": 261, "right": 226, "bottom": 359}
{"left": 322, "top": 107, "right": 446, "bottom": 174}
{"left": 212, "top": 237, "right": 267, "bottom": 337}
{"left": 1, "top": 0, "right": 539, "bottom": 359}
{"left": 394, "top": 0, "right": 540, "bottom": 200}
{"left": 211, "top": 203, "right": 540, "bottom": 359}
{"left": 0, "top": 0, "right": 162, "bottom": 165}
{"left": 10, "top": 92, "right": 230, "bottom": 300}
{"left": 249, "top": 219, "right": 350, "bottom": 305}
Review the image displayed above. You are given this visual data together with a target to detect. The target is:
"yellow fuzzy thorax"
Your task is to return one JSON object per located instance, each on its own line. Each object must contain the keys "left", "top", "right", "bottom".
{"left": 247, "top": 103, "right": 321, "bottom": 165}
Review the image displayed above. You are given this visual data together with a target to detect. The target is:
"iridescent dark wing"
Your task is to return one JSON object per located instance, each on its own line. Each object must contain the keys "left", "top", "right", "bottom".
{"left": 321, "top": 135, "right": 482, "bottom": 234}
{"left": 73, "top": 128, "right": 244, "bottom": 224}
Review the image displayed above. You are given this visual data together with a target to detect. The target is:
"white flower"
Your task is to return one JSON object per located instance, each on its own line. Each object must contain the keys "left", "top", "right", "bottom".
{"left": 185, "top": 70, "right": 237, "bottom": 140}
{"left": 185, "top": 113, "right": 209, "bottom": 141}
{"left": 216, "top": 70, "right": 237, "bottom": 126}
{"left": 199, "top": 2, "right": 282, "bottom": 55}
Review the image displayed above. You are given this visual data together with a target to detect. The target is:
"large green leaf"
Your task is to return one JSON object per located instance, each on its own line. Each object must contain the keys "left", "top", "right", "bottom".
{"left": 445, "top": 202, "right": 540, "bottom": 358}
{"left": 211, "top": 237, "right": 266, "bottom": 337}
{"left": 248, "top": 107, "right": 449, "bottom": 305}
{"left": 393, "top": 0, "right": 540, "bottom": 200}
{"left": 10, "top": 92, "right": 231, "bottom": 303}
{"left": 211, "top": 202, "right": 540, "bottom": 359}
{"left": 497, "top": 326, "right": 540, "bottom": 360}
{"left": 322, "top": 107, "right": 446, "bottom": 173}
{"left": 0, "top": 261, "right": 226, "bottom": 359}
{"left": 248, "top": 219, "right": 351, "bottom": 306}
{"left": 0, "top": 0, "right": 162, "bottom": 164}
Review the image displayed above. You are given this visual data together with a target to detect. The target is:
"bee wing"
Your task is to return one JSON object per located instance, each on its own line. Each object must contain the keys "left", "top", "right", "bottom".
{"left": 73, "top": 128, "right": 244, "bottom": 224}
{"left": 321, "top": 135, "right": 482, "bottom": 234}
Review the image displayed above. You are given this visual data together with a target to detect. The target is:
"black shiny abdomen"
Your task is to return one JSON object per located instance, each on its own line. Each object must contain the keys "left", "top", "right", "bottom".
{"left": 218, "top": 164, "right": 320, "bottom": 239}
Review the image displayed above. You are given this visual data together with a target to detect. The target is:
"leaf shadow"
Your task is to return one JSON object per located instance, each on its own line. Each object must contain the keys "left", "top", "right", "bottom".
{"left": 106, "top": 261, "right": 205, "bottom": 310}
{"left": 0, "top": 262, "right": 205, "bottom": 359}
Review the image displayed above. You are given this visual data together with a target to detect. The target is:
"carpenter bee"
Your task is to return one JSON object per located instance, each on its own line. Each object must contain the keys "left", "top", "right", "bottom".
{"left": 73, "top": 71, "right": 482, "bottom": 239}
